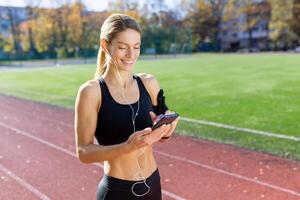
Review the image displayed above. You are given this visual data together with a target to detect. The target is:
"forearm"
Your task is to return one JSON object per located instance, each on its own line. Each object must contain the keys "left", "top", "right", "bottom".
{"left": 77, "top": 142, "right": 130, "bottom": 164}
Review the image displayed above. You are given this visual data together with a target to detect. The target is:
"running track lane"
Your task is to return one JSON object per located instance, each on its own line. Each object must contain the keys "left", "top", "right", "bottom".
{"left": 0, "top": 94, "right": 300, "bottom": 199}
{"left": 0, "top": 94, "right": 184, "bottom": 200}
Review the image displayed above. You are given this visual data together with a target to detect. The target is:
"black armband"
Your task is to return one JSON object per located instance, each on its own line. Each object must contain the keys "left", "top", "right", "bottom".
{"left": 152, "top": 89, "right": 169, "bottom": 115}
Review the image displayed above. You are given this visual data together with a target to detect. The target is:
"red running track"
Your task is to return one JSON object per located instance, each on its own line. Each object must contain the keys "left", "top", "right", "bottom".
{"left": 0, "top": 94, "right": 299, "bottom": 200}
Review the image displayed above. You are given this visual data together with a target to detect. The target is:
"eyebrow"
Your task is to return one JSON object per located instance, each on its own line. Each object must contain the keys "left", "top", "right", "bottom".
{"left": 117, "top": 42, "right": 140, "bottom": 45}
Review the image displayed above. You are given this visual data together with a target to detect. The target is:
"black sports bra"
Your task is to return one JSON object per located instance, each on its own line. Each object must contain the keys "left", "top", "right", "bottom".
{"left": 95, "top": 75, "right": 154, "bottom": 145}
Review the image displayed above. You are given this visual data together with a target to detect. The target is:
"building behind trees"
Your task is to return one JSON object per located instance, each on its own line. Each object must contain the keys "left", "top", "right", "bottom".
{"left": 0, "top": 0, "right": 299, "bottom": 61}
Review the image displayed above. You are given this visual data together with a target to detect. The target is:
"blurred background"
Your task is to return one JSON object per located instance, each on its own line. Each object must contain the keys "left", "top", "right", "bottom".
{"left": 0, "top": 2, "right": 299, "bottom": 199}
{"left": 0, "top": 0, "right": 300, "bottom": 161}
{"left": 0, "top": 0, "right": 299, "bottom": 63}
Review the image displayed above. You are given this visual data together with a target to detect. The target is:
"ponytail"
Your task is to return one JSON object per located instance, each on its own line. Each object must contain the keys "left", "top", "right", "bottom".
{"left": 94, "top": 47, "right": 107, "bottom": 79}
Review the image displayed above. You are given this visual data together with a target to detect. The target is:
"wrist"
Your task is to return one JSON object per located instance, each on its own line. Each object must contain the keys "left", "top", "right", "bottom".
{"left": 123, "top": 141, "right": 133, "bottom": 154}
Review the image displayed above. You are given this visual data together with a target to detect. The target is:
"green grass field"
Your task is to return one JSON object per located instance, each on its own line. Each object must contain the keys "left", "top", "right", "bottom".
{"left": 1, "top": 53, "right": 300, "bottom": 160}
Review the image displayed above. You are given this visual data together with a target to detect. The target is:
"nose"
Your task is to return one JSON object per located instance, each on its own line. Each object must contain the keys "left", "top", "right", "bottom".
{"left": 126, "top": 48, "right": 134, "bottom": 58}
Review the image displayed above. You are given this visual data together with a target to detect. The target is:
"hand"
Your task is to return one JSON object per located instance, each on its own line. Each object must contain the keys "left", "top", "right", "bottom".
{"left": 143, "top": 123, "right": 171, "bottom": 145}
{"left": 149, "top": 111, "right": 179, "bottom": 140}
{"left": 126, "top": 125, "right": 171, "bottom": 152}
{"left": 126, "top": 128, "right": 152, "bottom": 152}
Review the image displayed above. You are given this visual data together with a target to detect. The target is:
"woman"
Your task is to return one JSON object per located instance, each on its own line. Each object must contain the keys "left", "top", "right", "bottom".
{"left": 74, "top": 13, "right": 179, "bottom": 200}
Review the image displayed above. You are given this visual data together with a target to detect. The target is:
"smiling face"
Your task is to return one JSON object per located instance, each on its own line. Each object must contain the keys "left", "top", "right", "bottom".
{"left": 108, "top": 28, "right": 141, "bottom": 72}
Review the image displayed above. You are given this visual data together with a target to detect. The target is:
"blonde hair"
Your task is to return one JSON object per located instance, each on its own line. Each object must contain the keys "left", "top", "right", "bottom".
{"left": 95, "top": 13, "right": 142, "bottom": 78}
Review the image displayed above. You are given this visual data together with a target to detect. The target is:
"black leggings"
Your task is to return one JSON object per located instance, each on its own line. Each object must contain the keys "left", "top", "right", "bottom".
{"left": 96, "top": 168, "right": 162, "bottom": 200}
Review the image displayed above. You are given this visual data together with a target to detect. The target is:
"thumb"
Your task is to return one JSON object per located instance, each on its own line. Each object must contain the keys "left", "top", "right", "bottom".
{"left": 149, "top": 111, "right": 156, "bottom": 123}
{"left": 140, "top": 127, "right": 152, "bottom": 136}
{"left": 141, "top": 127, "right": 152, "bottom": 134}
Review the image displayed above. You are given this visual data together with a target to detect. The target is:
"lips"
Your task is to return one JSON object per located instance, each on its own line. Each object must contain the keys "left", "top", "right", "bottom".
{"left": 121, "top": 59, "right": 134, "bottom": 64}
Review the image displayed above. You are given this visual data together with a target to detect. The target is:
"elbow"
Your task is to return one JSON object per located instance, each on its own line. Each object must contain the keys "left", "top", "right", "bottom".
{"left": 77, "top": 152, "right": 88, "bottom": 164}
{"left": 76, "top": 145, "right": 106, "bottom": 163}
{"left": 76, "top": 147, "right": 92, "bottom": 164}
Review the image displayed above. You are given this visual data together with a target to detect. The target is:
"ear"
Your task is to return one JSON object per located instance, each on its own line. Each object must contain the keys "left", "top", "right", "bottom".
{"left": 100, "top": 39, "right": 110, "bottom": 54}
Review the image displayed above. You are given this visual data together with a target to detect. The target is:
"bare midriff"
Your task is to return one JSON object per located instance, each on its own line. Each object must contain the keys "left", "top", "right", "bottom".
{"left": 103, "top": 146, "right": 157, "bottom": 180}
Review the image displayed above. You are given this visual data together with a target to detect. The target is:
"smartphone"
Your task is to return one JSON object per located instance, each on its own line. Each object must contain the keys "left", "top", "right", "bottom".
{"left": 152, "top": 113, "right": 179, "bottom": 130}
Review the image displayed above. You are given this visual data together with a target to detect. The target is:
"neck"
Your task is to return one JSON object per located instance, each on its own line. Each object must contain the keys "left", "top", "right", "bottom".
{"left": 103, "top": 64, "right": 133, "bottom": 89}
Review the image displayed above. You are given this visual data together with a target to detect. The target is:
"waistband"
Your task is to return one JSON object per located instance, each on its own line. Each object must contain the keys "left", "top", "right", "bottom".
{"left": 100, "top": 168, "right": 160, "bottom": 191}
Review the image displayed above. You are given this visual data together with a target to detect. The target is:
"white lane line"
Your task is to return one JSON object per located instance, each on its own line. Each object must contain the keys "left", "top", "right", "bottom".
{"left": 1, "top": 96, "right": 299, "bottom": 142}
{"left": 0, "top": 104, "right": 73, "bottom": 128}
{"left": 0, "top": 87, "right": 74, "bottom": 101}
{"left": 162, "top": 190, "right": 186, "bottom": 200}
{"left": 1, "top": 112, "right": 299, "bottom": 198}
{"left": 154, "top": 150, "right": 300, "bottom": 197}
{"left": 2, "top": 121, "right": 299, "bottom": 199}
{"left": 0, "top": 163, "right": 51, "bottom": 200}
{"left": 181, "top": 117, "right": 300, "bottom": 142}
{"left": 0, "top": 122, "right": 185, "bottom": 200}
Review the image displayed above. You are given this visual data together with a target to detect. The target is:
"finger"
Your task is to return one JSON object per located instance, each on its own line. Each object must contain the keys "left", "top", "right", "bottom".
{"left": 169, "top": 119, "right": 179, "bottom": 132}
{"left": 144, "top": 127, "right": 152, "bottom": 132}
{"left": 153, "top": 124, "right": 167, "bottom": 133}
{"left": 136, "top": 134, "right": 151, "bottom": 146}
{"left": 165, "top": 110, "right": 172, "bottom": 114}
{"left": 139, "top": 137, "right": 149, "bottom": 146}
{"left": 160, "top": 124, "right": 171, "bottom": 136}
{"left": 132, "top": 128, "right": 151, "bottom": 139}
{"left": 149, "top": 111, "right": 157, "bottom": 123}
{"left": 166, "top": 125, "right": 176, "bottom": 136}
{"left": 140, "top": 127, "right": 152, "bottom": 133}
{"left": 148, "top": 125, "right": 166, "bottom": 140}
{"left": 172, "top": 118, "right": 179, "bottom": 126}
{"left": 168, "top": 118, "right": 179, "bottom": 130}
{"left": 141, "top": 134, "right": 156, "bottom": 145}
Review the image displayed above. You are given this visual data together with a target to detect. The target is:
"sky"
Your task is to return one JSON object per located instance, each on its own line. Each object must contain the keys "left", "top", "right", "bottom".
{"left": 0, "top": 0, "right": 179, "bottom": 11}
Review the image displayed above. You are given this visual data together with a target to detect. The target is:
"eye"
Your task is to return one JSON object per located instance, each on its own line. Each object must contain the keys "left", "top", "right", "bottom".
{"left": 134, "top": 46, "right": 140, "bottom": 49}
{"left": 118, "top": 46, "right": 126, "bottom": 50}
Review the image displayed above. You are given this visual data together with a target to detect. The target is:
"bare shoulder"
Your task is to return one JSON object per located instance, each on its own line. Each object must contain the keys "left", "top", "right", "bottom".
{"left": 76, "top": 79, "right": 101, "bottom": 109}
{"left": 78, "top": 80, "right": 100, "bottom": 96}
{"left": 136, "top": 73, "right": 160, "bottom": 104}
{"left": 136, "top": 73, "right": 160, "bottom": 90}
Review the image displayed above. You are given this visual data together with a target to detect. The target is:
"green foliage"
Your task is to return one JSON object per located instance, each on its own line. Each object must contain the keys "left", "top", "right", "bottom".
{"left": 56, "top": 47, "right": 67, "bottom": 58}
{"left": 290, "top": 0, "right": 300, "bottom": 41}
{"left": 1, "top": 0, "right": 300, "bottom": 59}
{"left": 269, "top": 0, "right": 294, "bottom": 41}
{"left": 2, "top": 36, "right": 15, "bottom": 53}
{"left": 141, "top": 25, "right": 191, "bottom": 54}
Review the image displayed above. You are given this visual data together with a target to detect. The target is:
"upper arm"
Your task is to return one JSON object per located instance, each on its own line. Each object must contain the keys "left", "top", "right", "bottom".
{"left": 136, "top": 73, "right": 160, "bottom": 106}
{"left": 74, "top": 80, "right": 101, "bottom": 153}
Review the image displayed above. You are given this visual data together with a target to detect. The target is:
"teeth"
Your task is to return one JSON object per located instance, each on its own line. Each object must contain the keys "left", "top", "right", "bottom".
{"left": 123, "top": 60, "right": 134, "bottom": 64}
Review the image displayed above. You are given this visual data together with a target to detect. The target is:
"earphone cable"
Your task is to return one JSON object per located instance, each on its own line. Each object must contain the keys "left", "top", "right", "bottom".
{"left": 107, "top": 54, "right": 150, "bottom": 197}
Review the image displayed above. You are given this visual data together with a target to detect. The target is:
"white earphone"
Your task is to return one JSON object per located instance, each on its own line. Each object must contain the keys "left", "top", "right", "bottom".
{"left": 105, "top": 51, "right": 151, "bottom": 197}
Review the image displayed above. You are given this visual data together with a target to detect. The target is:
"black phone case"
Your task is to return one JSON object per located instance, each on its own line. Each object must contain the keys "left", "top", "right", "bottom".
{"left": 152, "top": 113, "right": 179, "bottom": 130}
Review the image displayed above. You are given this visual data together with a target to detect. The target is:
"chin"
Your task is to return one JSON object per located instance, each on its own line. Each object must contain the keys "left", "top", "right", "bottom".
{"left": 122, "top": 65, "right": 135, "bottom": 72}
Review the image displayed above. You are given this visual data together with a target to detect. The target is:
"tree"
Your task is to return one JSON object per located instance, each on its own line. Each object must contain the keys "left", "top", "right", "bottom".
{"left": 107, "top": 0, "right": 141, "bottom": 20}
{"left": 290, "top": 0, "right": 300, "bottom": 43}
{"left": 183, "top": 0, "right": 217, "bottom": 51}
{"left": 24, "top": 0, "right": 43, "bottom": 58}
{"left": 238, "top": 0, "right": 270, "bottom": 49}
{"left": 207, "top": 0, "right": 226, "bottom": 50}
{"left": 6, "top": 7, "right": 22, "bottom": 58}
{"left": 268, "top": 0, "right": 295, "bottom": 49}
